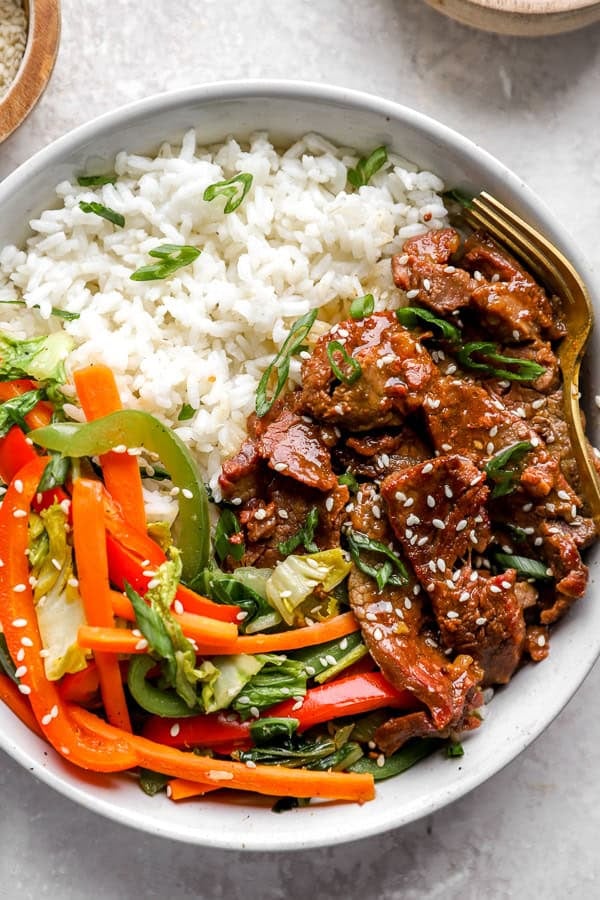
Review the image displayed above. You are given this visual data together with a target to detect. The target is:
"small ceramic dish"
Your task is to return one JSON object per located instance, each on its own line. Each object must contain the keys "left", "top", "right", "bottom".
{"left": 0, "top": 81, "right": 598, "bottom": 851}
{"left": 424, "top": 0, "right": 600, "bottom": 35}
{"left": 0, "top": 0, "right": 61, "bottom": 144}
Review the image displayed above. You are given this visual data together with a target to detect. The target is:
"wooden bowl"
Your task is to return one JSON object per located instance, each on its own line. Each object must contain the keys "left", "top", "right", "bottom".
{"left": 0, "top": 0, "right": 61, "bottom": 144}
{"left": 424, "top": 0, "right": 600, "bottom": 35}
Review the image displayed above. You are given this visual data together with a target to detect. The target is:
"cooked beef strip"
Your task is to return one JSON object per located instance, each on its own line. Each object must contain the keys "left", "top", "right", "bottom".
{"left": 347, "top": 483, "right": 483, "bottom": 735}
{"left": 392, "top": 228, "right": 477, "bottom": 314}
{"left": 375, "top": 706, "right": 483, "bottom": 756}
{"left": 298, "top": 312, "right": 437, "bottom": 431}
{"left": 335, "top": 425, "right": 431, "bottom": 481}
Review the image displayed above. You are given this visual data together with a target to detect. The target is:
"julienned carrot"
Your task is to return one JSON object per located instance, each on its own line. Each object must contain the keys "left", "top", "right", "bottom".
{"left": 78, "top": 612, "right": 359, "bottom": 657}
{"left": 0, "top": 672, "right": 45, "bottom": 738}
{"left": 0, "top": 458, "right": 136, "bottom": 772}
{"left": 68, "top": 705, "right": 375, "bottom": 802}
{"left": 166, "top": 779, "right": 221, "bottom": 801}
{"left": 203, "top": 611, "right": 360, "bottom": 655}
{"left": 72, "top": 478, "right": 132, "bottom": 732}
{"left": 74, "top": 365, "right": 146, "bottom": 532}
{"left": 109, "top": 590, "right": 238, "bottom": 648}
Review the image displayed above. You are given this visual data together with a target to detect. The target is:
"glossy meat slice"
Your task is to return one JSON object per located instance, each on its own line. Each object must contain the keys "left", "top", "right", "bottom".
{"left": 298, "top": 312, "right": 437, "bottom": 431}
{"left": 335, "top": 426, "right": 431, "bottom": 481}
{"left": 347, "top": 484, "right": 483, "bottom": 738}
{"left": 375, "top": 705, "right": 483, "bottom": 756}
{"left": 538, "top": 521, "right": 589, "bottom": 624}
{"left": 462, "top": 231, "right": 566, "bottom": 342}
{"left": 392, "top": 228, "right": 476, "bottom": 313}
{"left": 381, "top": 455, "right": 491, "bottom": 575}
{"left": 430, "top": 566, "right": 526, "bottom": 686}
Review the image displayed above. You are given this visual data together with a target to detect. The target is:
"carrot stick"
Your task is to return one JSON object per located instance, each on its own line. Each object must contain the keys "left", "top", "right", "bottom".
{"left": 79, "top": 613, "right": 359, "bottom": 657}
{"left": 0, "top": 459, "right": 137, "bottom": 772}
{"left": 72, "top": 478, "right": 132, "bottom": 732}
{"left": 200, "top": 611, "right": 360, "bottom": 655}
{"left": 0, "top": 672, "right": 45, "bottom": 738}
{"left": 74, "top": 365, "right": 146, "bottom": 531}
{"left": 68, "top": 705, "right": 375, "bottom": 803}
{"left": 58, "top": 664, "right": 101, "bottom": 705}
{"left": 77, "top": 626, "right": 148, "bottom": 655}
{"left": 166, "top": 779, "right": 221, "bottom": 801}
{"left": 109, "top": 590, "right": 238, "bottom": 648}
{"left": 0, "top": 379, "right": 53, "bottom": 429}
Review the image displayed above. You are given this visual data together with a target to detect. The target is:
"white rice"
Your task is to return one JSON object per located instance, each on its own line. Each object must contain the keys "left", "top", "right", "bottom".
{"left": 0, "top": 130, "right": 448, "bottom": 494}
{"left": 0, "top": 0, "right": 27, "bottom": 98}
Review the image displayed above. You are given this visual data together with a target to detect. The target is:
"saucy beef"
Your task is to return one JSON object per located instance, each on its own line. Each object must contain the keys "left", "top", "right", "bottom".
{"left": 218, "top": 225, "right": 597, "bottom": 754}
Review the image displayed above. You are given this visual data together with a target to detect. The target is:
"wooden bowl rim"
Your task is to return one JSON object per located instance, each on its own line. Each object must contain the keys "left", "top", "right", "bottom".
{"left": 0, "top": 0, "right": 61, "bottom": 144}
{"left": 469, "top": 0, "right": 600, "bottom": 12}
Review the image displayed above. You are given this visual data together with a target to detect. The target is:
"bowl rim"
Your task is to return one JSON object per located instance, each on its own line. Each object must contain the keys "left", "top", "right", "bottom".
{"left": 1, "top": 79, "right": 599, "bottom": 851}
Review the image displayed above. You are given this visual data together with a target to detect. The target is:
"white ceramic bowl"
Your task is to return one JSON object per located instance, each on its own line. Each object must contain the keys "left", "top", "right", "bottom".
{"left": 1, "top": 81, "right": 599, "bottom": 851}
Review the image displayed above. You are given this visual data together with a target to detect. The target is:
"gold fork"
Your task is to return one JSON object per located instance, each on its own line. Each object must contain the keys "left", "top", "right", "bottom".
{"left": 460, "top": 191, "right": 600, "bottom": 530}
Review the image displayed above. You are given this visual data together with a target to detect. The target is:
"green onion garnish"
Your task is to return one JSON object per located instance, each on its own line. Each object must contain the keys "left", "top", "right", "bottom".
{"left": 446, "top": 741, "right": 464, "bottom": 758}
{"left": 338, "top": 471, "right": 360, "bottom": 493}
{"left": 203, "top": 172, "right": 253, "bottom": 213}
{"left": 130, "top": 244, "right": 201, "bottom": 282}
{"left": 349, "top": 293, "right": 374, "bottom": 320}
{"left": 77, "top": 173, "right": 118, "bottom": 187}
{"left": 326, "top": 341, "right": 362, "bottom": 385}
{"left": 442, "top": 188, "right": 473, "bottom": 210}
{"left": 79, "top": 201, "right": 125, "bottom": 228}
{"left": 0, "top": 300, "right": 80, "bottom": 321}
{"left": 255, "top": 309, "right": 317, "bottom": 417}
{"left": 346, "top": 529, "right": 408, "bottom": 591}
{"left": 456, "top": 342, "right": 545, "bottom": 382}
{"left": 396, "top": 306, "right": 462, "bottom": 343}
{"left": 485, "top": 440, "right": 533, "bottom": 499}
{"left": 494, "top": 552, "right": 552, "bottom": 581}
{"left": 278, "top": 507, "right": 319, "bottom": 556}
{"left": 347, "top": 147, "right": 388, "bottom": 188}
{"left": 177, "top": 403, "right": 196, "bottom": 422}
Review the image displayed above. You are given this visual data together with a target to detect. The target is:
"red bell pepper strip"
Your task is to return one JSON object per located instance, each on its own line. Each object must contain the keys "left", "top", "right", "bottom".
{"left": 73, "top": 365, "right": 146, "bottom": 532}
{"left": 72, "top": 478, "right": 132, "bottom": 732}
{"left": 141, "top": 671, "right": 418, "bottom": 748}
{"left": 0, "top": 458, "right": 137, "bottom": 772}
{"left": 0, "top": 425, "right": 68, "bottom": 511}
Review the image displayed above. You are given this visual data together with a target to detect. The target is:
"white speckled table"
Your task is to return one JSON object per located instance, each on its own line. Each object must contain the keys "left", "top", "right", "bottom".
{"left": 1, "top": 1, "right": 600, "bottom": 896}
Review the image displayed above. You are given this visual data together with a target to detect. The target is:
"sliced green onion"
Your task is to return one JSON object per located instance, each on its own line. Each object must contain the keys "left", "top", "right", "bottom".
{"left": 442, "top": 188, "right": 473, "bottom": 210}
{"left": 347, "top": 146, "right": 388, "bottom": 188}
{"left": 494, "top": 552, "right": 553, "bottom": 581}
{"left": 130, "top": 244, "right": 201, "bottom": 282}
{"left": 346, "top": 529, "right": 408, "bottom": 590}
{"left": 485, "top": 440, "right": 533, "bottom": 499}
{"left": 138, "top": 769, "right": 170, "bottom": 797}
{"left": 255, "top": 309, "right": 317, "bottom": 417}
{"left": 0, "top": 300, "right": 80, "bottom": 321}
{"left": 277, "top": 506, "right": 319, "bottom": 556}
{"left": 446, "top": 740, "right": 464, "bottom": 758}
{"left": 203, "top": 172, "right": 253, "bottom": 213}
{"left": 78, "top": 201, "right": 125, "bottom": 228}
{"left": 0, "top": 634, "right": 18, "bottom": 684}
{"left": 77, "top": 173, "right": 118, "bottom": 186}
{"left": 456, "top": 342, "right": 545, "bottom": 382}
{"left": 326, "top": 341, "right": 362, "bottom": 385}
{"left": 37, "top": 453, "right": 70, "bottom": 493}
{"left": 338, "top": 471, "right": 360, "bottom": 493}
{"left": 213, "top": 509, "right": 245, "bottom": 564}
{"left": 349, "top": 293, "right": 374, "bottom": 320}
{"left": 177, "top": 403, "right": 196, "bottom": 422}
{"left": 396, "top": 306, "right": 462, "bottom": 343}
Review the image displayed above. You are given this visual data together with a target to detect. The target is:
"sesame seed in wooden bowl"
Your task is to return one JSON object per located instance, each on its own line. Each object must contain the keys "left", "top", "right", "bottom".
{"left": 0, "top": 0, "right": 61, "bottom": 144}
{"left": 424, "top": 0, "right": 600, "bottom": 36}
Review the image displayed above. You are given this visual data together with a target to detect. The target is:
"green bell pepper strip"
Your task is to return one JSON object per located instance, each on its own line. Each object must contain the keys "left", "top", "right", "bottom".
{"left": 127, "top": 655, "right": 200, "bottom": 718}
{"left": 30, "top": 410, "right": 209, "bottom": 585}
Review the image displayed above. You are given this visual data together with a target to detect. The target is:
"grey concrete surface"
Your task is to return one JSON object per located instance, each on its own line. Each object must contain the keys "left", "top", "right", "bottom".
{"left": 1, "top": 1, "right": 599, "bottom": 897}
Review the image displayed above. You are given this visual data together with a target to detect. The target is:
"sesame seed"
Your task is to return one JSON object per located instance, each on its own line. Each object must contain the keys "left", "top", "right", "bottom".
{"left": 446, "top": 364, "right": 457, "bottom": 375}
{"left": 444, "top": 485, "right": 453, "bottom": 498}
{"left": 14, "top": 666, "right": 27, "bottom": 679}
{"left": 14, "top": 479, "right": 23, "bottom": 494}
{"left": 490, "top": 585, "right": 502, "bottom": 594}
{"left": 422, "top": 463, "right": 433, "bottom": 474}
{"left": 18, "top": 684, "right": 31, "bottom": 695}
{"left": 254, "top": 508, "right": 267, "bottom": 521}
{"left": 372, "top": 505, "right": 381, "bottom": 519}
{"left": 16, "top": 649, "right": 25, "bottom": 662}
{"left": 469, "top": 530, "right": 478, "bottom": 543}
{"left": 501, "top": 580, "right": 512, "bottom": 589}
{"left": 459, "top": 591, "right": 470, "bottom": 603}
{"left": 530, "top": 437, "right": 540, "bottom": 447}
{"left": 571, "top": 505, "right": 578, "bottom": 518}
{"left": 112, "top": 444, "right": 127, "bottom": 454}
{"left": 147, "top": 578, "right": 159, "bottom": 589}
{"left": 403, "top": 497, "right": 414, "bottom": 508}
{"left": 365, "top": 611, "right": 377, "bottom": 621}
{"left": 427, "top": 398, "right": 441, "bottom": 410}
{"left": 181, "top": 488, "right": 194, "bottom": 499}
{"left": 486, "top": 442, "right": 494, "bottom": 454}
{"left": 51, "top": 557, "right": 61, "bottom": 571}
{"left": 432, "top": 519, "right": 445, "bottom": 530}
{"left": 173, "top": 599, "right": 184, "bottom": 615}
{"left": 470, "top": 571, "right": 478, "bottom": 582}
{"left": 437, "top": 558, "right": 446, "bottom": 573}
{"left": 405, "top": 528, "right": 413, "bottom": 539}
{"left": 441, "top": 443, "right": 452, "bottom": 452}
{"left": 406, "top": 289, "right": 420, "bottom": 299}
{"left": 404, "top": 598, "right": 412, "bottom": 610}
{"left": 208, "top": 770, "right": 235, "bottom": 782}
{"left": 537, "top": 635, "right": 546, "bottom": 647}
{"left": 170, "top": 486, "right": 181, "bottom": 496}
{"left": 444, "top": 265, "right": 456, "bottom": 273}
{"left": 476, "top": 617, "right": 487, "bottom": 626}
{"left": 373, "top": 628, "right": 383, "bottom": 641}
{"left": 20, "top": 636, "right": 33, "bottom": 647}
{"left": 531, "top": 398, "right": 545, "bottom": 410}
{"left": 231, "top": 497, "right": 242, "bottom": 505}
{"left": 68, "top": 577, "right": 79, "bottom": 588}
{"left": 427, "top": 495, "right": 435, "bottom": 508}
{"left": 534, "top": 537, "right": 543, "bottom": 547}
{"left": 512, "top": 330, "right": 520, "bottom": 341}
{"left": 428, "top": 560, "right": 437, "bottom": 573}
{"left": 522, "top": 503, "right": 533, "bottom": 512}
{"left": 395, "top": 491, "right": 407, "bottom": 502}
{"left": 13, "top": 509, "right": 27, "bottom": 519}
{"left": 446, "top": 611, "right": 459, "bottom": 619}
{"left": 546, "top": 567, "right": 554, "bottom": 577}
{"left": 12, "top": 584, "right": 26, "bottom": 593}
{"left": 417, "top": 536, "right": 428, "bottom": 546}
{"left": 406, "top": 514, "right": 420, "bottom": 527}
{"left": 41, "top": 713, "right": 53, "bottom": 727}
{"left": 339, "top": 638, "right": 348, "bottom": 651}
{"left": 413, "top": 584, "right": 421, "bottom": 595}
{"left": 135, "top": 639, "right": 149, "bottom": 651}
{"left": 250, "top": 707, "right": 260, "bottom": 718}
{"left": 278, "top": 508, "right": 290, "bottom": 519}
{"left": 456, "top": 519, "right": 467, "bottom": 532}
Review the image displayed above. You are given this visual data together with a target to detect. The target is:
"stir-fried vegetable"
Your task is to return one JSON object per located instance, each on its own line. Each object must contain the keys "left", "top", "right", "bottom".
{"left": 78, "top": 200, "right": 125, "bottom": 227}
{"left": 255, "top": 309, "right": 317, "bottom": 416}
{"left": 203, "top": 173, "right": 253, "bottom": 213}
{"left": 265, "top": 548, "right": 352, "bottom": 625}
{"left": 347, "top": 146, "right": 388, "bottom": 188}
{"left": 485, "top": 441, "right": 533, "bottom": 498}
{"left": 130, "top": 244, "right": 201, "bottom": 282}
